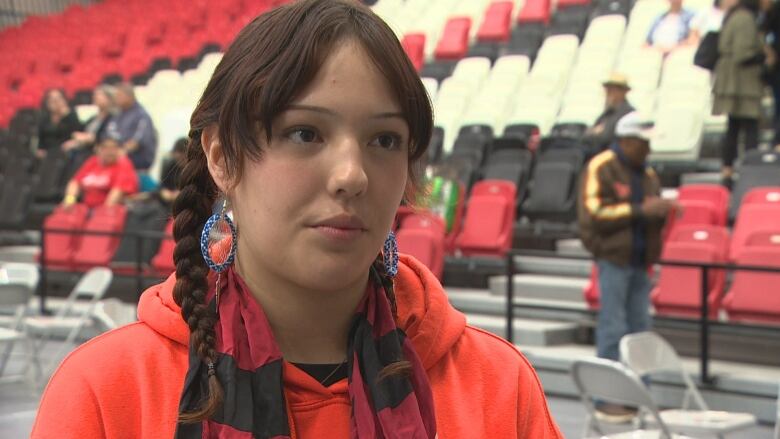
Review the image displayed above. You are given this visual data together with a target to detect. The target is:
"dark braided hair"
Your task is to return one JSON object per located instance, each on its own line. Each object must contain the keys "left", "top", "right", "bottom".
{"left": 173, "top": 0, "right": 432, "bottom": 422}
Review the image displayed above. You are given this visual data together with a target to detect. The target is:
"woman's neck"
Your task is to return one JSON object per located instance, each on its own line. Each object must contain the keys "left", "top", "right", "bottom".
{"left": 234, "top": 252, "right": 367, "bottom": 364}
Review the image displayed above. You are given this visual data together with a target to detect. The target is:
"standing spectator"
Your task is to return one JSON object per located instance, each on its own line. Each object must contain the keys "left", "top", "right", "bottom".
{"left": 578, "top": 112, "right": 674, "bottom": 422}
{"left": 107, "top": 82, "right": 158, "bottom": 178}
{"left": 62, "top": 136, "right": 139, "bottom": 209}
{"left": 646, "top": 0, "right": 696, "bottom": 54}
{"left": 584, "top": 73, "right": 635, "bottom": 153}
{"left": 761, "top": 0, "right": 780, "bottom": 147}
{"left": 689, "top": 0, "right": 737, "bottom": 44}
{"left": 713, "top": 0, "right": 765, "bottom": 185}
{"left": 62, "top": 85, "right": 117, "bottom": 153}
{"left": 36, "top": 88, "right": 82, "bottom": 159}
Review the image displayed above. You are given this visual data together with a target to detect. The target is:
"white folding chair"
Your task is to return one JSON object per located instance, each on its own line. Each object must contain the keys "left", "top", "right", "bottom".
{"left": 572, "top": 357, "right": 693, "bottom": 439}
{"left": 620, "top": 332, "right": 758, "bottom": 438}
{"left": 24, "top": 267, "right": 113, "bottom": 380}
{"left": 774, "top": 381, "right": 779, "bottom": 439}
{"left": 0, "top": 263, "right": 38, "bottom": 382}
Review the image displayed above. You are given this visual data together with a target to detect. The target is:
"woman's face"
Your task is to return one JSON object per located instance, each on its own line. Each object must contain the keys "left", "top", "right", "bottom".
{"left": 222, "top": 39, "right": 410, "bottom": 294}
{"left": 46, "top": 90, "right": 68, "bottom": 115}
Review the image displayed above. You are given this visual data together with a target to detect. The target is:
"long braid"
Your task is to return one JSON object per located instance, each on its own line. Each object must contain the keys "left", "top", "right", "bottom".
{"left": 171, "top": 135, "right": 223, "bottom": 423}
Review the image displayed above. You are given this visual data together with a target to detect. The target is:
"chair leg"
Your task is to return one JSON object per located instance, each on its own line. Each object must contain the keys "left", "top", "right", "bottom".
{"left": 0, "top": 340, "right": 15, "bottom": 377}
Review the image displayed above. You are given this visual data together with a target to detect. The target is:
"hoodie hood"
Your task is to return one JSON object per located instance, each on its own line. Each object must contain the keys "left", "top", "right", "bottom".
{"left": 137, "top": 254, "right": 467, "bottom": 370}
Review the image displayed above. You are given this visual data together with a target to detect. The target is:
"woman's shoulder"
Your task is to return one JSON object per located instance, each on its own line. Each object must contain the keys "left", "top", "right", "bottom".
{"left": 48, "top": 321, "right": 185, "bottom": 384}
{"left": 457, "top": 324, "right": 540, "bottom": 378}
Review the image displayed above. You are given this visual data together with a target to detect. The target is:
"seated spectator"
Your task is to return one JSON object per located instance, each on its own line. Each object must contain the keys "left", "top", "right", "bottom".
{"left": 106, "top": 83, "right": 158, "bottom": 182}
{"left": 583, "top": 73, "right": 635, "bottom": 152}
{"left": 646, "top": 0, "right": 695, "bottom": 54}
{"left": 157, "top": 137, "right": 187, "bottom": 206}
{"left": 62, "top": 136, "right": 139, "bottom": 209}
{"left": 36, "top": 88, "right": 83, "bottom": 159}
{"left": 62, "top": 85, "right": 117, "bottom": 154}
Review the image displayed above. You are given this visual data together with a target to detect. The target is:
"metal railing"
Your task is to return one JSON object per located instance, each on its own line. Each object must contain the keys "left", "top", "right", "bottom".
{"left": 504, "top": 249, "right": 780, "bottom": 384}
{"left": 38, "top": 225, "right": 170, "bottom": 313}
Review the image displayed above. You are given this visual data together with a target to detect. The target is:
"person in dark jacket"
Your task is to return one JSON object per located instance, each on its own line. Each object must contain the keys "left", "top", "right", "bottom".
{"left": 106, "top": 82, "right": 158, "bottom": 173}
{"left": 36, "top": 88, "right": 82, "bottom": 158}
{"left": 584, "top": 72, "right": 635, "bottom": 152}
{"left": 713, "top": 0, "right": 765, "bottom": 184}
{"left": 578, "top": 112, "right": 675, "bottom": 422}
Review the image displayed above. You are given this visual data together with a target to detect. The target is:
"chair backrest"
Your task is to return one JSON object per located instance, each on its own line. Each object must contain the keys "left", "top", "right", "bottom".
{"left": 667, "top": 224, "right": 730, "bottom": 261}
{"left": 0, "top": 263, "right": 38, "bottom": 330}
{"left": 731, "top": 204, "right": 780, "bottom": 261}
{"left": 743, "top": 186, "right": 780, "bottom": 207}
{"left": 57, "top": 267, "right": 114, "bottom": 318}
{"left": 571, "top": 357, "right": 673, "bottom": 438}
{"left": 620, "top": 331, "right": 708, "bottom": 410}
{"left": 653, "top": 241, "right": 722, "bottom": 318}
{"left": 724, "top": 247, "right": 780, "bottom": 324}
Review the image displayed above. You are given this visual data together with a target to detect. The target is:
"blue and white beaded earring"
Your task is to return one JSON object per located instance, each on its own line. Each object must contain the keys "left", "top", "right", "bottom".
{"left": 200, "top": 199, "right": 237, "bottom": 314}
{"left": 383, "top": 231, "right": 399, "bottom": 278}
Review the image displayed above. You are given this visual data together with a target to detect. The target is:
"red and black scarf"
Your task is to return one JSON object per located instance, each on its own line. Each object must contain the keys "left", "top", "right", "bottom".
{"left": 175, "top": 265, "right": 437, "bottom": 438}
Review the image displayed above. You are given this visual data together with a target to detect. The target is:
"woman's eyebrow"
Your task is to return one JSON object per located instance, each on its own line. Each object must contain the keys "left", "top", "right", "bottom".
{"left": 286, "top": 104, "right": 404, "bottom": 120}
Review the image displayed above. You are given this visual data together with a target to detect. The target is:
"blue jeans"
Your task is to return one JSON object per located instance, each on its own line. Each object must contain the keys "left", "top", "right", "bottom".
{"left": 596, "top": 260, "right": 652, "bottom": 361}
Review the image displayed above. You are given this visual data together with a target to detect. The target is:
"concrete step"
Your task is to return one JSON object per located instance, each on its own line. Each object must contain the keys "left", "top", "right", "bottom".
{"left": 513, "top": 255, "right": 591, "bottom": 278}
{"left": 465, "top": 313, "right": 579, "bottom": 346}
{"left": 488, "top": 274, "right": 589, "bottom": 303}
{"left": 446, "top": 288, "right": 588, "bottom": 317}
{"left": 555, "top": 239, "right": 590, "bottom": 258}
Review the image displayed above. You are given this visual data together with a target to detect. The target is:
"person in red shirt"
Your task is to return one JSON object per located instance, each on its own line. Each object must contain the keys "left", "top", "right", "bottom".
{"left": 33, "top": 1, "right": 563, "bottom": 438}
{"left": 62, "top": 136, "right": 139, "bottom": 208}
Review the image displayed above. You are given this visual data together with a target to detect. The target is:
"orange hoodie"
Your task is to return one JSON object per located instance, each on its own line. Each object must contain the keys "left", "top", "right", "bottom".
{"left": 32, "top": 255, "right": 563, "bottom": 438}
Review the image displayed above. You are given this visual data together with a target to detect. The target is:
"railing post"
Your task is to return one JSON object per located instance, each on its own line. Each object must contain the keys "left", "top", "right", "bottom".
{"left": 135, "top": 232, "right": 144, "bottom": 295}
{"left": 506, "top": 251, "right": 514, "bottom": 343}
{"left": 700, "top": 265, "right": 712, "bottom": 385}
{"left": 39, "top": 224, "right": 49, "bottom": 315}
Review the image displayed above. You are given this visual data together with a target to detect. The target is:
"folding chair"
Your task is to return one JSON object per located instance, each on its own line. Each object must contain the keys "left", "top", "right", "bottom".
{"left": 572, "top": 357, "right": 691, "bottom": 438}
{"left": 620, "top": 332, "right": 757, "bottom": 438}
{"left": 774, "top": 381, "right": 779, "bottom": 439}
{"left": 0, "top": 263, "right": 39, "bottom": 381}
{"left": 24, "top": 267, "right": 113, "bottom": 380}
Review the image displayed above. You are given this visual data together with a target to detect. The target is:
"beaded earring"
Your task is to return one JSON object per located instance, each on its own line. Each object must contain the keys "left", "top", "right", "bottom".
{"left": 200, "top": 199, "right": 237, "bottom": 314}
{"left": 383, "top": 231, "right": 398, "bottom": 277}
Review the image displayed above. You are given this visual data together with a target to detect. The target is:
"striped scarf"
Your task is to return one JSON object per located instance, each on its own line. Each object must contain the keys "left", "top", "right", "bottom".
{"left": 175, "top": 266, "right": 437, "bottom": 438}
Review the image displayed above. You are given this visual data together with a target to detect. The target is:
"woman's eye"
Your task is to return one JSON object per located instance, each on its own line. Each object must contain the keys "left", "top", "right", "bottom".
{"left": 371, "top": 133, "right": 403, "bottom": 150}
{"left": 287, "top": 128, "right": 321, "bottom": 144}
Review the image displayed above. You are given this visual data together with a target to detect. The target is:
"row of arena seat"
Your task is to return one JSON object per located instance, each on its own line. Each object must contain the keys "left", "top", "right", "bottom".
{"left": 0, "top": 0, "right": 283, "bottom": 126}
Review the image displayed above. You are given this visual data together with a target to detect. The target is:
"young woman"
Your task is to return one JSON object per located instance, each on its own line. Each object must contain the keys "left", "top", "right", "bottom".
{"left": 32, "top": 1, "right": 562, "bottom": 437}
{"left": 36, "top": 88, "right": 82, "bottom": 158}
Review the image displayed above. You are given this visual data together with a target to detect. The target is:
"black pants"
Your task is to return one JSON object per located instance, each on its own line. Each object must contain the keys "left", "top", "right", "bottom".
{"left": 723, "top": 116, "right": 758, "bottom": 167}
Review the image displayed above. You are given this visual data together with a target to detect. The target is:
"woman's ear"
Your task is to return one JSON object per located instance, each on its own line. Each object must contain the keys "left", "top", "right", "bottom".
{"left": 202, "top": 125, "right": 231, "bottom": 193}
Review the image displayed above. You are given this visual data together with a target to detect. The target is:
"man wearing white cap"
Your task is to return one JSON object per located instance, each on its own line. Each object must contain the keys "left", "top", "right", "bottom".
{"left": 578, "top": 112, "right": 675, "bottom": 422}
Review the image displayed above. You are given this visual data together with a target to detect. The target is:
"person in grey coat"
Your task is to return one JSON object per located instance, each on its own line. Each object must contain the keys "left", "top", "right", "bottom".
{"left": 712, "top": 0, "right": 766, "bottom": 183}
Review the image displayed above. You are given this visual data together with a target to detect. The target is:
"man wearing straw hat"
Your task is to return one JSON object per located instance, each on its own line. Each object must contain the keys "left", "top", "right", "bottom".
{"left": 584, "top": 72, "right": 635, "bottom": 152}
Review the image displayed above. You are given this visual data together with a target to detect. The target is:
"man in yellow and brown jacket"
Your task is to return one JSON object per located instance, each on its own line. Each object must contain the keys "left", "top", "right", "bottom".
{"left": 577, "top": 112, "right": 675, "bottom": 421}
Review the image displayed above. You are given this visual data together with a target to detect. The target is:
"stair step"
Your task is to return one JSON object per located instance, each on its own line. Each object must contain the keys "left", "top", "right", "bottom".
{"left": 513, "top": 255, "right": 591, "bottom": 277}
{"left": 446, "top": 288, "right": 588, "bottom": 317}
{"left": 465, "top": 313, "right": 579, "bottom": 346}
{"left": 555, "top": 239, "right": 590, "bottom": 258}
{"left": 488, "top": 274, "right": 589, "bottom": 303}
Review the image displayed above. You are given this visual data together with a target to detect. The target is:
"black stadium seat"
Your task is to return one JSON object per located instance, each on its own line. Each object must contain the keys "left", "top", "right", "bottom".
{"left": 481, "top": 148, "right": 533, "bottom": 202}
{"left": 507, "top": 24, "right": 545, "bottom": 60}
{"left": 729, "top": 150, "right": 780, "bottom": 222}
{"left": 522, "top": 147, "right": 586, "bottom": 223}
{"left": 34, "top": 149, "right": 69, "bottom": 202}
{"left": 427, "top": 127, "right": 445, "bottom": 165}
{"left": 591, "top": 0, "right": 632, "bottom": 18}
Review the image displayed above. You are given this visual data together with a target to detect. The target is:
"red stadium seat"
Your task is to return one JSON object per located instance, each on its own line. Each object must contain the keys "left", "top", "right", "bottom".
{"left": 477, "top": 1, "right": 514, "bottom": 42}
{"left": 746, "top": 230, "right": 780, "bottom": 248}
{"left": 401, "top": 33, "right": 426, "bottom": 72}
{"left": 583, "top": 264, "right": 600, "bottom": 309}
{"left": 72, "top": 205, "right": 128, "bottom": 270}
{"left": 394, "top": 205, "right": 416, "bottom": 231}
{"left": 730, "top": 204, "right": 780, "bottom": 261}
{"left": 677, "top": 184, "right": 729, "bottom": 226}
{"left": 667, "top": 224, "right": 730, "bottom": 262}
{"left": 651, "top": 241, "right": 723, "bottom": 318}
{"left": 397, "top": 214, "right": 446, "bottom": 279}
{"left": 557, "top": 0, "right": 592, "bottom": 7}
{"left": 40, "top": 204, "right": 90, "bottom": 270}
{"left": 517, "top": 0, "right": 551, "bottom": 24}
{"left": 741, "top": 186, "right": 780, "bottom": 207}
{"left": 663, "top": 199, "right": 719, "bottom": 242}
{"left": 454, "top": 180, "right": 517, "bottom": 257}
{"left": 723, "top": 247, "right": 780, "bottom": 324}
{"left": 434, "top": 18, "right": 472, "bottom": 61}
{"left": 151, "top": 219, "right": 176, "bottom": 277}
